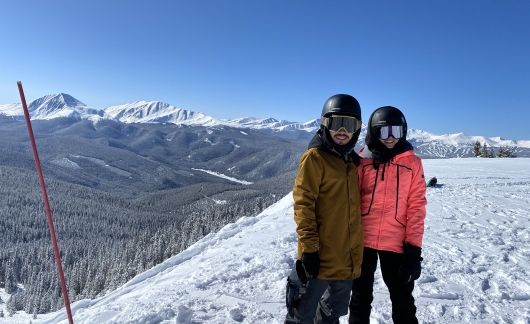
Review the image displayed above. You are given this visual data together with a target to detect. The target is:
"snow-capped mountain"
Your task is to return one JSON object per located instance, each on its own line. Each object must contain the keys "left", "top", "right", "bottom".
{"left": 224, "top": 117, "right": 320, "bottom": 132}
{"left": 1, "top": 93, "right": 529, "bottom": 157}
{"left": 405, "top": 128, "right": 530, "bottom": 157}
{"left": 103, "top": 102, "right": 319, "bottom": 133}
{"left": 104, "top": 100, "right": 218, "bottom": 126}
{"left": 0, "top": 103, "right": 22, "bottom": 116}
{"left": 353, "top": 126, "right": 530, "bottom": 158}
{"left": 0, "top": 93, "right": 103, "bottom": 121}
{"left": 1, "top": 93, "right": 315, "bottom": 132}
{"left": 407, "top": 129, "right": 530, "bottom": 148}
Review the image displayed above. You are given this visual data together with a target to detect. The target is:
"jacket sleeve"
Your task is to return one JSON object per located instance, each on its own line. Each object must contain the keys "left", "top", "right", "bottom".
{"left": 293, "top": 149, "right": 323, "bottom": 254}
{"left": 405, "top": 157, "right": 427, "bottom": 247}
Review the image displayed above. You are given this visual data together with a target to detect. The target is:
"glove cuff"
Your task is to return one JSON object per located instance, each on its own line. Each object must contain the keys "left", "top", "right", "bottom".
{"left": 302, "top": 252, "right": 320, "bottom": 278}
{"left": 403, "top": 242, "right": 422, "bottom": 259}
{"left": 302, "top": 252, "right": 320, "bottom": 264}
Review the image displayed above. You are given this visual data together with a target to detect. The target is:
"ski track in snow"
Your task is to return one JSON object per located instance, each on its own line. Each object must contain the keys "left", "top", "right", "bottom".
{"left": 3, "top": 159, "right": 530, "bottom": 324}
{"left": 191, "top": 168, "right": 253, "bottom": 185}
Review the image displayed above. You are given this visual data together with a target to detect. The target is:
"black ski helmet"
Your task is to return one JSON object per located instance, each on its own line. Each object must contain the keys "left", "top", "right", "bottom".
{"left": 319, "top": 94, "right": 362, "bottom": 155}
{"left": 369, "top": 106, "right": 407, "bottom": 134}
{"left": 321, "top": 94, "right": 361, "bottom": 119}
{"left": 366, "top": 106, "right": 408, "bottom": 150}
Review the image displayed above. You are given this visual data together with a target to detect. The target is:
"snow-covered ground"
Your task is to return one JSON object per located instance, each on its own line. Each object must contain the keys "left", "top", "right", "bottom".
{"left": 2, "top": 158, "right": 530, "bottom": 324}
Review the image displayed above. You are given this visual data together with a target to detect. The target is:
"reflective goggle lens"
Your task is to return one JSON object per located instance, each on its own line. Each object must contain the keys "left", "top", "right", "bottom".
{"left": 323, "top": 115, "right": 361, "bottom": 133}
{"left": 379, "top": 125, "right": 404, "bottom": 140}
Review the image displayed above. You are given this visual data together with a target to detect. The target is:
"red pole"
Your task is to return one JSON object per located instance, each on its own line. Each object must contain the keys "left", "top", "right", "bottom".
{"left": 17, "top": 81, "right": 74, "bottom": 324}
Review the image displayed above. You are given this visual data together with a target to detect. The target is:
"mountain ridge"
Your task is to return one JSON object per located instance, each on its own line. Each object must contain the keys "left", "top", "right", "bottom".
{"left": 1, "top": 93, "right": 528, "bottom": 156}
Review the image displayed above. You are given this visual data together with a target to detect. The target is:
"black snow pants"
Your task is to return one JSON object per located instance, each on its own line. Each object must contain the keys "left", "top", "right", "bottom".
{"left": 349, "top": 247, "right": 418, "bottom": 324}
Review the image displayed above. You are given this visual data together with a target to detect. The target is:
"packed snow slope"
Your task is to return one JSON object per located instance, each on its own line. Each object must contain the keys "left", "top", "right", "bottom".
{"left": 16, "top": 158, "right": 530, "bottom": 323}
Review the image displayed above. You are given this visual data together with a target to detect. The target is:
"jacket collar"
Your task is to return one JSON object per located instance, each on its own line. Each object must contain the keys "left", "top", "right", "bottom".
{"left": 358, "top": 143, "right": 415, "bottom": 162}
{"left": 308, "top": 131, "right": 360, "bottom": 165}
{"left": 369, "top": 140, "right": 414, "bottom": 163}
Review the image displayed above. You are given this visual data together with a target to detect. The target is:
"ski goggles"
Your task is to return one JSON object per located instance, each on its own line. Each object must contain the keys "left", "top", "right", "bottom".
{"left": 321, "top": 115, "right": 361, "bottom": 133}
{"left": 378, "top": 125, "right": 404, "bottom": 140}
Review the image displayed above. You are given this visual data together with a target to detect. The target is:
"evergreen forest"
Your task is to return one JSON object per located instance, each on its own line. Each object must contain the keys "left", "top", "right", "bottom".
{"left": 0, "top": 165, "right": 293, "bottom": 315}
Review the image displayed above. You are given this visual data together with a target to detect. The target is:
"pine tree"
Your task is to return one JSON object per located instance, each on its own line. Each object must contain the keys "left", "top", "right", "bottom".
{"left": 482, "top": 143, "right": 494, "bottom": 158}
{"left": 6, "top": 296, "right": 17, "bottom": 316}
{"left": 497, "top": 146, "right": 516, "bottom": 158}
{"left": 4, "top": 264, "right": 17, "bottom": 294}
{"left": 473, "top": 141, "right": 482, "bottom": 157}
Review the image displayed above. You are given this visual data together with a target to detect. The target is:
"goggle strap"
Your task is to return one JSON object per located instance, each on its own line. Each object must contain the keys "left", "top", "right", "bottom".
{"left": 321, "top": 116, "right": 330, "bottom": 128}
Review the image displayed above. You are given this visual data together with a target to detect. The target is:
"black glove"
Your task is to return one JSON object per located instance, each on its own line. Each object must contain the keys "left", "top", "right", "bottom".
{"left": 398, "top": 242, "right": 423, "bottom": 284}
{"left": 302, "top": 252, "right": 320, "bottom": 278}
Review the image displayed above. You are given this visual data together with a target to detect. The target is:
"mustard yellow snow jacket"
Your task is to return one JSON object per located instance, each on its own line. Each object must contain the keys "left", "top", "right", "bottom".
{"left": 293, "top": 134, "right": 363, "bottom": 280}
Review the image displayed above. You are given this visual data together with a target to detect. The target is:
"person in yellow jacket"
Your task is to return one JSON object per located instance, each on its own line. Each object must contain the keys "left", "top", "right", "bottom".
{"left": 285, "top": 94, "right": 364, "bottom": 324}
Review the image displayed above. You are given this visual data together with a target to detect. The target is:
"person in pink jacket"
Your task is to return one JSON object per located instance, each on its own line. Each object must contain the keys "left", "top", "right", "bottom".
{"left": 349, "top": 106, "right": 427, "bottom": 324}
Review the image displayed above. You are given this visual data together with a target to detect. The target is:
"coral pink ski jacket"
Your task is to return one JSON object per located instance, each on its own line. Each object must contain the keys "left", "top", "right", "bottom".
{"left": 358, "top": 148, "right": 427, "bottom": 253}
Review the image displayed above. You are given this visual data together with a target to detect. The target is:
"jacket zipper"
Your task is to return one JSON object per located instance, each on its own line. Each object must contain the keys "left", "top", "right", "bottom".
{"left": 362, "top": 165, "right": 379, "bottom": 216}
{"left": 345, "top": 160, "right": 355, "bottom": 275}
{"left": 377, "top": 162, "right": 387, "bottom": 248}
{"left": 395, "top": 164, "right": 405, "bottom": 227}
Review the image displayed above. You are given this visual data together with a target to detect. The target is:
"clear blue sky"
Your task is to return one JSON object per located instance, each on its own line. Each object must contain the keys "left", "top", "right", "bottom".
{"left": 1, "top": 0, "right": 529, "bottom": 139}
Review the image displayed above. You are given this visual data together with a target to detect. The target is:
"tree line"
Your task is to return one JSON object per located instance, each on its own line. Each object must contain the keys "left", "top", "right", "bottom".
{"left": 473, "top": 141, "right": 516, "bottom": 158}
{"left": 0, "top": 166, "right": 293, "bottom": 316}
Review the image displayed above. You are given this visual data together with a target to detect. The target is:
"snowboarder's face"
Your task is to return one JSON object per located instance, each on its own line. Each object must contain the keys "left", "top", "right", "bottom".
{"left": 329, "top": 128, "right": 353, "bottom": 145}
{"left": 380, "top": 136, "right": 398, "bottom": 149}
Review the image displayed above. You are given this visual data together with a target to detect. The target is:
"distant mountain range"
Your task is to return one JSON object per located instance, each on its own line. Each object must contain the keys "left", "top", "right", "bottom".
{"left": 1, "top": 93, "right": 529, "bottom": 158}
{"left": 0, "top": 93, "right": 319, "bottom": 133}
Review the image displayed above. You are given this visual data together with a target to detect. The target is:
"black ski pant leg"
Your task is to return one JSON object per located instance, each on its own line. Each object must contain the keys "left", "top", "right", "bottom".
{"left": 349, "top": 247, "right": 378, "bottom": 324}
{"left": 316, "top": 279, "right": 353, "bottom": 324}
{"left": 285, "top": 278, "right": 328, "bottom": 324}
{"left": 379, "top": 250, "right": 418, "bottom": 324}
